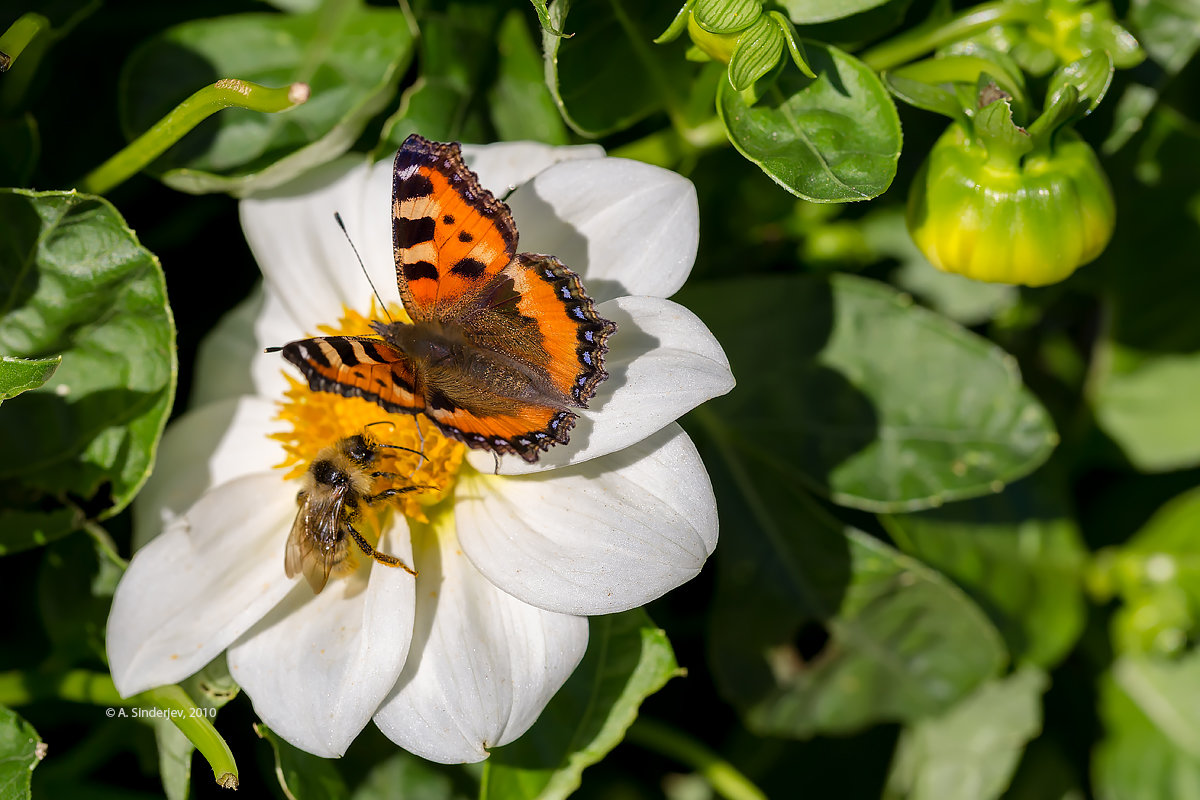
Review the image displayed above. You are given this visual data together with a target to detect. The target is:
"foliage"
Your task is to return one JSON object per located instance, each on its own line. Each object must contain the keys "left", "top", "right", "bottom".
{"left": 1, "top": 0, "right": 1198, "bottom": 797}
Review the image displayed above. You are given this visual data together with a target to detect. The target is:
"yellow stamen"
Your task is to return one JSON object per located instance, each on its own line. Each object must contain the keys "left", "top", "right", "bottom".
{"left": 271, "top": 303, "right": 464, "bottom": 526}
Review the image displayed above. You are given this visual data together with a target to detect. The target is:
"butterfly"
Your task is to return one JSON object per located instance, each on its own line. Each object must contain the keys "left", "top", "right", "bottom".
{"left": 271, "top": 135, "right": 617, "bottom": 463}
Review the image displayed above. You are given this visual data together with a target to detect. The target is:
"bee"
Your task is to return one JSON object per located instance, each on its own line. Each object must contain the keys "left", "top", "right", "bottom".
{"left": 286, "top": 428, "right": 423, "bottom": 593}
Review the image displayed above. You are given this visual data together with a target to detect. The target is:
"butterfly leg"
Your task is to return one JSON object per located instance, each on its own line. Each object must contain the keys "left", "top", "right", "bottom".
{"left": 346, "top": 522, "right": 417, "bottom": 577}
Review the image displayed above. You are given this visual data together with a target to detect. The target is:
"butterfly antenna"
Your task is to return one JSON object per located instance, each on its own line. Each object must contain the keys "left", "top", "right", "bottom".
{"left": 366, "top": 419, "right": 426, "bottom": 475}
{"left": 334, "top": 211, "right": 394, "bottom": 324}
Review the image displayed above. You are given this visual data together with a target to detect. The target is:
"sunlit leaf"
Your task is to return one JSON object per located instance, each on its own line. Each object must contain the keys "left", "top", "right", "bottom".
{"left": 379, "top": 2, "right": 499, "bottom": 148}
{"left": 883, "top": 476, "right": 1088, "bottom": 668}
{"left": 545, "top": 0, "right": 692, "bottom": 137}
{"left": 778, "top": 0, "right": 902, "bottom": 24}
{"left": 718, "top": 42, "right": 901, "bottom": 201}
{"left": 0, "top": 190, "right": 175, "bottom": 547}
{"left": 681, "top": 274, "right": 1057, "bottom": 511}
{"left": 704, "top": 453, "right": 1006, "bottom": 737}
{"left": 120, "top": 0, "right": 415, "bottom": 195}
{"left": 885, "top": 667, "right": 1047, "bottom": 800}
{"left": 0, "top": 706, "right": 42, "bottom": 800}
{"left": 488, "top": 10, "right": 569, "bottom": 145}
{"left": 0, "top": 354, "right": 59, "bottom": 404}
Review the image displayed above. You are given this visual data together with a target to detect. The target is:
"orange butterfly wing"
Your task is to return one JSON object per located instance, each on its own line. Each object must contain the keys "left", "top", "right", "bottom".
{"left": 392, "top": 136, "right": 517, "bottom": 322}
{"left": 275, "top": 336, "right": 424, "bottom": 414}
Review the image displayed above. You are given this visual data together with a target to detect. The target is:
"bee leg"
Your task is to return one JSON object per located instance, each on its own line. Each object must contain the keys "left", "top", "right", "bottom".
{"left": 346, "top": 523, "right": 417, "bottom": 577}
{"left": 363, "top": 485, "right": 421, "bottom": 505}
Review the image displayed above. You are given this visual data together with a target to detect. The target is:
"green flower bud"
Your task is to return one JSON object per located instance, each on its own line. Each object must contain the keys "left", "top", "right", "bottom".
{"left": 687, "top": 13, "right": 742, "bottom": 64}
{"left": 906, "top": 122, "right": 1115, "bottom": 286}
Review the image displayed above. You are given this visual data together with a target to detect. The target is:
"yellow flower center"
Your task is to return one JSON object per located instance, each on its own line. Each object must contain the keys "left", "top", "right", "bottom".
{"left": 271, "top": 302, "right": 464, "bottom": 535}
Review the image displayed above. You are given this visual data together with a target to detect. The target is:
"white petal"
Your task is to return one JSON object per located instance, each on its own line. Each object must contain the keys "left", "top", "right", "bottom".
{"left": 107, "top": 472, "right": 298, "bottom": 697}
{"left": 373, "top": 522, "right": 587, "bottom": 763}
{"left": 456, "top": 424, "right": 717, "bottom": 615}
{"left": 228, "top": 521, "right": 417, "bottom": 758}
{"left": 466, "top": 296, "right": 735, "bottom": 475}
{"left": 134, "top": 396, "right": 287, "bottom": 549}
{"left": 507, "top": 158, "right": 699, "bottom": 302}
{"left": 240, "top": 155, "right": 396, "bottom": 327}
{"left": 460, "top": 141, "right": 605, "bottom": 198}
{"left": 191, "top": 284, "right": 305, "bottom": 407}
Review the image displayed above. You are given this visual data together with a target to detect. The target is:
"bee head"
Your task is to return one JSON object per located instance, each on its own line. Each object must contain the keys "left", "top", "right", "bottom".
{"left": 342, "top": 434, "right": 378, "bottom": 467}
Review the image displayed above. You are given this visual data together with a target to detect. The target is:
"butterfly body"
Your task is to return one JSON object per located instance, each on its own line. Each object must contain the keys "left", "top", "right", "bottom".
{"left": 276, "top": 135, "right": 617, "bottom": 463}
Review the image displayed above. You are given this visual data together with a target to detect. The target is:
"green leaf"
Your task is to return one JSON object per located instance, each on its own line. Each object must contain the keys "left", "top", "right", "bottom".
{"left": 1094, "top": 656, "right": 1200, "bottom": 798}
{"left": 257, "top": 723, "right": 349, "bottom": 800}
{"left": 693, "top": 0, "right": 762, "bottom": 33}
{"left": 544, "top": 0, "right": 693, "bottom": 137}
{"left": 527, "top": 0, "right": 569, "bottom": 36}
{"left": 680, "top": 274, "right": 1057, "bottom": 512}
{"left": 0, "top": 509, "right": 79, "bottom": 556}
{"left": 885, "top": 667, "right": 1047, "bottom": 800}
{"left": 1102, "top": 0, "right": 1193, "bottom": 152}
{"left": 771, "top": 11, "right": 816, "bottom": 78}
{"left": 1093, "top": 486, "right": 1200, "bottom": 656}
{"left": 1093, "top": 346, "right": 1200, "bottom": 473}
{"left": 0, "top": 354, "right": 59, "bottom": 403}
{"left": 0, "top": 190, "right": 176, "bottom": 536}
{"left": 703, "top": 451, "right": 1006, "bottom": 737}
{"left": 351, "top": 751, "right": 468, "bottom": 800}
{"left": 973, "top": 90, "right": 1034, "bottom": 161}
{"left": 883, "top": 476, "right": 1087, "bottom": 668}
{"left": 0, "top": 114, "right": 37, "bottom": 187}
{"left": 482, "top": 610, "right": 680, "bottom": 800}
{"left": 727, "top": 15, "right": 784, "bottom": 92}
{"left": 0, "top": 706, "right": 42, "bottom": 800}
{"left": 119, "top": 0, "right": 415, "bottom": 195}
{"left": 488, "top": 10, "right": 570, "bottom": 145}
{"left": 883, "top": 72, "right": 963, "bottom": 120}
{"left": 718, "top": 42, "right": 901, "bottom": 202}
{"left": 379, "top": 2, "right": 500, "bottom": 148}
{"left": 778, "top": 0, "right": 900, "bottom": 24}
{"left": 1045, "top": 51, "right": 1114, "bottom": 118}
{"left": 38, "top": 531, "right": 124, "bottom": 665}
{"left": 1115, "top": 653, "right": 1200, "bottom": 757}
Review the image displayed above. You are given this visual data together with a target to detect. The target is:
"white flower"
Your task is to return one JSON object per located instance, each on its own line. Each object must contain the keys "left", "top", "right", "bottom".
{"left": 106, "top": 141, "right": 735, "bottom": 763}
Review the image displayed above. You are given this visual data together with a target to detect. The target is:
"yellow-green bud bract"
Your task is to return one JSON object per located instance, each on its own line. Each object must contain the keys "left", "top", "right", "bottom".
{"left": 906, "top": 123, "right": 1115, "bottom": 286}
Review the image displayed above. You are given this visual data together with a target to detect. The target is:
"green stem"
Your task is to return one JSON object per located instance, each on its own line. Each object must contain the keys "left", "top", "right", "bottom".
{"left": 859, "top": 1, "right": 1039, "bottom": 71}
{"left": 0, "top": 670, "right": 238, "bottom": 790}
{"left": 138, "top": 684, "right": 239, "bottom": 790}
{"left": 0, "top": 12, "right": 47, "bottom": 72}
{"left": 626, "top": 718, "right": 769, "bottom": 800}
{"left": 79, "top": 79, "right": 310, "bottom": 195}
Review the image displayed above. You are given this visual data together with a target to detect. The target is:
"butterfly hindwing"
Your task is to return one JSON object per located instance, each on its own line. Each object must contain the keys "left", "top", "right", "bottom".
{"left": 278, "top": 336, "right": 424, "bottom": 414}
{"left": 392, "top": 135, "right": 517, "bottom": 322}
{"left": 424, "top": 401, "right": 577, "bottom": 463}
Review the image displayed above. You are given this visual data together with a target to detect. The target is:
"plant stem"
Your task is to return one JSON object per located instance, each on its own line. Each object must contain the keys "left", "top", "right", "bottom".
{"left": 859, "top": 1, "right": 1039, "bottom": 72}
{"left": 0, "top": 669, "right": 124, "bottom": 706}
{"left": 79, "top": 79, "right": 310, "bottom": 195}
{"left": 0, "top": 670, "right": 238, "bottom": 790}
{"left": 138, "top": 684, "right": 239, "bottom": 790}
{"left": 626, "top": 717, "right": 769, "bottom": 800}
{"left": 0, "top": 12, "right": 47, "bottom": 72}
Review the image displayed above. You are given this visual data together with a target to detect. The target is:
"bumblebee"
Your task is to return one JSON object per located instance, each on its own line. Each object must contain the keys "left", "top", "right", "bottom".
{"left": 286, "top": 431, "right": 421, "bottom": 593}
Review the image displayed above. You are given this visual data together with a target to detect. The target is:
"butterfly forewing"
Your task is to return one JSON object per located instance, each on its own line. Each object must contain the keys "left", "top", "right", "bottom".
{"left": 392, "top": 135, "right": 517, "bottom": 322}
{"left": 278, "top": 336, "right": 425, "bottom": 414}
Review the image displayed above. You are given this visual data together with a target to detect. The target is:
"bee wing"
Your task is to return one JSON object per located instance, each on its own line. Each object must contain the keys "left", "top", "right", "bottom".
{"left": 285, "top": 489, "right": 349, "bottom": 594}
